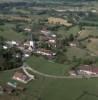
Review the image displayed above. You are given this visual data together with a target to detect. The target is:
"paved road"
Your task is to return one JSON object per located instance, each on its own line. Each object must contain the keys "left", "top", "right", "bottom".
{"left": 22, "top": 66, "right": 35, "bottom": 79}
{"left": 23, "top": 63, "right": 98, "bottom": 79}
{"left": 23, "top": 63, "right": 83, "bottom": 79}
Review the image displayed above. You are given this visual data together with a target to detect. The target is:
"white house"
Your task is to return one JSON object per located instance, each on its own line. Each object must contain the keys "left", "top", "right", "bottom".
{"left": 24, "top": 28, "right": 31, "bottom": 32}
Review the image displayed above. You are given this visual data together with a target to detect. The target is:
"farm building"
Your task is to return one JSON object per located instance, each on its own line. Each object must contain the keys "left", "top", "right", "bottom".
{"left": 36, "top": 48, "right": 56, "bottom": 57}
{"left": 77, "top": 65, "right": 98, "bottom": 75}
{"left": 12, "top": 69, "right": 33, "bottom": 84}
{"left": 48, "top": 17, "right": 72, "bottom": 27}
{"left": 3, "top": 85, "right": 15, "bottom": 94}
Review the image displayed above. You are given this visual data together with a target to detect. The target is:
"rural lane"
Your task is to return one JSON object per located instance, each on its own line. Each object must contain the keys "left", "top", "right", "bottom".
{"left": 23, "top": 63, "right": 84, "bottom": 79}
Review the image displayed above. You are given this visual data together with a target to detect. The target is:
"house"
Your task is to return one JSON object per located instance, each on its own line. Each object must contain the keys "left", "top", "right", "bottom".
{"left": 7, "top": 82, "right": 17, "bottom": 88}
{"left": 48, "top": 39, "right": 56, "bottom": 43}
{"left": 48, "top": 17, "right": 72, "bottom": 27}
{"left": 12, "top": 69, "right": 32, "bottom": 84}
{"left": 7, "top": 81, "right": 26, "bottom": 91}
{"left": 69, "top": 70, "right": 77, "bottom": 76}
{"left": 0, "top": 86, "right": 3, "bottom": 94}
{"left": 69, "top": 43, "right": 76, "bottom": 47}
{"left": 91, "top": 9, "right": 97, "bottom": 13}
{"left": 22, "top": 41, "right": 35, "bottom": 53}
{"left": 3, "top": 85, "right": 15, "bottom": 94}
{"left": 6, "top": 41, "right": 19, "bottom": 46}
{"left": 16, "top": 84, "right": 25, "bottom": 91}
{"left": 51, "top": 34, "right": 56, "bottom": 38}
{"left": 24, "top": 54, "right": 30, "bottom": 58}
{"left": 24, "top": 28, "right": 31, "bottom": 32}
{"left": 36, "top": 48, "right": 56, "bottom": 57}
{"left": 77, "top": 65, "right": 98, "bottom": 76}
{"left": 24, "top": 41, "right": 34, "bottom": 48}
{"left": 3, "top": 45, "right": 8, "bottom": 50}
{"left": 41, "top": 30, "right": 51, "bottom": 36}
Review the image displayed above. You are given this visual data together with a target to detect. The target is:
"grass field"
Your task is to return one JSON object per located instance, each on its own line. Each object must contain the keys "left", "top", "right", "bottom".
{"left": 1, "top": 69, "right": 98, "bottom": 100}
{"left": 23, "top": 77, "right": 98, "bottom": 100}
{"left": 57, "top": 25, "right": 79, "bottom": 37}
{"left": 27, "top": 56, "right": 70, "bottom": 76}
{"left": 87, "top": 38, "right": 98, "bottom": 55}
{"left": 0, "top": 70, "right": 14, "bottom": 85}
{"left": 78, "top": 27, "right": 98, "bottom": 40}
{"left": 66, "top": 47, "right": 89, "bottom": 60}
{"left": 0, "top": 23, "right": 26, "bottom": 41}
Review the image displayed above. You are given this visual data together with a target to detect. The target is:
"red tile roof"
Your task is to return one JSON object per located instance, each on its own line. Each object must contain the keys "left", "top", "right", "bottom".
{"left": 79, "top": 65, "right": 98, "bottom": 74}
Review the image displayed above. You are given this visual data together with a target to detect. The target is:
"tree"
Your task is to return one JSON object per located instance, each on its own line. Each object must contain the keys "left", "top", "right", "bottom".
{"left": 0, "top": 36, "right": 5, "bottom": 45}
{"left": 55, "top": 50, "right": 67, "bottom": 64}
{"left": 0, "top": 42, "right": 23, "bottom": 71}
{"left": 69, "top": 34, "right": 74, "bottom": 41}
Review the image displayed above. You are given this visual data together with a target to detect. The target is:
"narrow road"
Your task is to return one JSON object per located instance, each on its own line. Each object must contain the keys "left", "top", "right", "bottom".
{"left": 23, "top": 63, "right": 98, "bottom": 79}
{"left": 23, "top": 63, "right": 83, "bottom": 79}
{"left": 27, "top": 67, "right": 83, "bottom": 79}
{"left": 22, "top": 66, "right": 35, "bottom": 79}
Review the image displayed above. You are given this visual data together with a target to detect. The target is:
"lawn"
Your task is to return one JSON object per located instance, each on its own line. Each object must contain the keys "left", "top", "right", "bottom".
{"left": 26, "top": 56, "right": 70, "bottom": 76}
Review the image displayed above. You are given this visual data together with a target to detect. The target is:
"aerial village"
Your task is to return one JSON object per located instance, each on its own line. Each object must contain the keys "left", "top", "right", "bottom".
{"left": 0, "top": 1, "right": 98, "bottom": 98}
